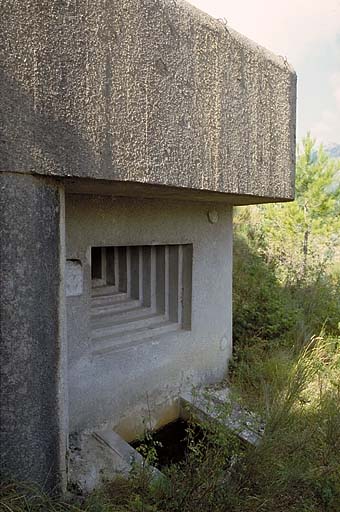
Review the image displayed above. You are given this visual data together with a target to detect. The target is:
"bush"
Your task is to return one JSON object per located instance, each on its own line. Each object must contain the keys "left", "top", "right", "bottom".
{"left": 233, "top": 235, "right": 299, "bottom": 346}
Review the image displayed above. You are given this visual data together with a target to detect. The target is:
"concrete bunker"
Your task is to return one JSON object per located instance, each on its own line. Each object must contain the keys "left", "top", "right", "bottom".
{"left": 65, "top": 194, "right": 232, "bottom": 442}
{"left": 0, "top": 0, "right": 296, "bottom": 493}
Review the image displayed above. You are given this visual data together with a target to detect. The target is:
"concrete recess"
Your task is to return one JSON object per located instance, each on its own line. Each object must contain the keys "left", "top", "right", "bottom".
{"left": 68, "top": 387, "right": 263, "bottom": 494}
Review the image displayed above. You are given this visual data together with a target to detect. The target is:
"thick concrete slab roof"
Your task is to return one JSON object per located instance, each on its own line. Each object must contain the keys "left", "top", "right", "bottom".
{"left": 1, "top": 0, "right": 296, "bottom": 203}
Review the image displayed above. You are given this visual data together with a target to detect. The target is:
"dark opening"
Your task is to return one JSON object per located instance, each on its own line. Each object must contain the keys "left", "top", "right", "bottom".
{"left": 91, "top": 247, "right": 102, "bottom": 279}
{"left": 131, "top": 420, "right": 204, "bottom": 469}
{"left": 106, "top": 247, "right": 115, "bottom": 285}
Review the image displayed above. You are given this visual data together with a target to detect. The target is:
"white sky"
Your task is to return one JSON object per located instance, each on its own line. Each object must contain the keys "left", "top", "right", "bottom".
{"left": 188, "top": 0, "right": 340, "bottom": 144}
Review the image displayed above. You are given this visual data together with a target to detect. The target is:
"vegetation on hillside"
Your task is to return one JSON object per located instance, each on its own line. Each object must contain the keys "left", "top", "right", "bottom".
{"left": 1, "top": 135, "right": 339, "bottom": 511}
{"left": 234, "top": 134, "right": 340, "bottom": 346}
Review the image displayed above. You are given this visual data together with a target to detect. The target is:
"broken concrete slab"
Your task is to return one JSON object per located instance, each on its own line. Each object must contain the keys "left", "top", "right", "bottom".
{"left": 180, "top": 388, "right": 264, "bottom": 446}
{"left": 69, "top": 429, "right": 162, "bottom": 494}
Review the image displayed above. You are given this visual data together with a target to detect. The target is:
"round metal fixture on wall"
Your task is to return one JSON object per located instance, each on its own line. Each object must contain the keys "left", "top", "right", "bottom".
{"left": 207, "top": 210, "right": 219, "bottom": 224}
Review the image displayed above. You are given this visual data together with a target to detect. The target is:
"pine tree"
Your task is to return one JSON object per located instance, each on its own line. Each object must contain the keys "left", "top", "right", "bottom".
{"left": 258, "top": 133, "right": 340, "bottom": 281}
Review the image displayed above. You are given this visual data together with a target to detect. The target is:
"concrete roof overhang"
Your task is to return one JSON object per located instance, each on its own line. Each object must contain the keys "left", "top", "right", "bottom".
{"left": 1, "top": 0, "right": 296, "bottom": 203}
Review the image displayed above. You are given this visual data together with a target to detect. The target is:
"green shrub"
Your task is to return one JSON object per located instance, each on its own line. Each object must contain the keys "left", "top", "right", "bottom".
{"left": 233, "top": 235, "right": 299, "bottom": 346}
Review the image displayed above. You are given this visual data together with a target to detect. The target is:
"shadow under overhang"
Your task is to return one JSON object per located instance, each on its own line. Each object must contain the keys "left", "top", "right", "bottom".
{"left": 64, "top": 177, "right": 294, "bottom": 206}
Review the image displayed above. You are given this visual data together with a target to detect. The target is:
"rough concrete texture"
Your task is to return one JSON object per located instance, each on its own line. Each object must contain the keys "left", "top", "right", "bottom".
{"left": 68, "top": 431, "right": 137, "bottom": 494}
{"left": 69, "top": 429, "right": 161, "bottom": 493}
{"left": 0, "top": 173, "right": 65, "bottom": 491}
{"left": 65, "top": 194, "right": 233, "bottom": 439}
{"left": 1, "top": 0, "right": 296, "bottom": 202}
{"left": 180, "top": 389, "right": 264, "bottom": 446}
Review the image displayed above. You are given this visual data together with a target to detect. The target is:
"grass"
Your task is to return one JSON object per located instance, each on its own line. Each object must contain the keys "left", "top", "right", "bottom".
{"left": 227, "top": 333, "right": 340, "bottom": 512}
{"left": 2, "top": 333, "right": 339, "bottom": 512}
{"left": 2, "top": 223, "right": 340, "bottom": 511}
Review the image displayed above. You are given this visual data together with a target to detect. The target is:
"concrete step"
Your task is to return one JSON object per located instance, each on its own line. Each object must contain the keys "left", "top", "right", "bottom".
{"left": 92, "top": 292, "right": 128, "bottom": 306}
{"left": 92, "top": 313, "right": 167, "bottom": 338}
{"left": 91, "top": 306, "right": 154, "bottom": 326}
{"left": 91, "top": 286, "right": 119, "bottom": 297}
{"left": 91, "top": 299, "right": 141, "bottom": 317}
{"left": 92, "top": 321, "right": 180, "bottom": 351}
{"left": 91, "top": 307, "right": 157, "bottom": 328}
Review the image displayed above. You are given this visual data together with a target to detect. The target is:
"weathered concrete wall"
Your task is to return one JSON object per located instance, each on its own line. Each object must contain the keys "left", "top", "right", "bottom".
{"left": 65, "top": 195, "right": 232, "bottom": 440}
{"left": 0, "top": 174, "right": 67, "bottom": 491}
{"left": 0, "top": 0, "right": 296, "bottom": 491}
{"left": 1, "top": 0, "right": 296, "bottom": 202}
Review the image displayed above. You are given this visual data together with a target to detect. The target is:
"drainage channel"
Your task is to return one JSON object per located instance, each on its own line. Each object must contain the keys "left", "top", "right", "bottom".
{"left": 70, "top": 388, "right": 264, "bottom": 493}
{"left": 130, "top": 419, "right": 204, "bottom": 469}
{"left": 128, "top": 389, "right": 263, "bottom": 471}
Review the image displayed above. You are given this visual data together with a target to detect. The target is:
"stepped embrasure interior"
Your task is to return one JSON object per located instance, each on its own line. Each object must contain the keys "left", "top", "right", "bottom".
{"left": 90, "top": 245, "right": 192, "bottom": 353}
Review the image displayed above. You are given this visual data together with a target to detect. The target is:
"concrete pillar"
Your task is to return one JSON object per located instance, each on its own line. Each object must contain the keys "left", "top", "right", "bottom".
{"left": 0, "top": 173, "right": 67, "bottom": 492}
